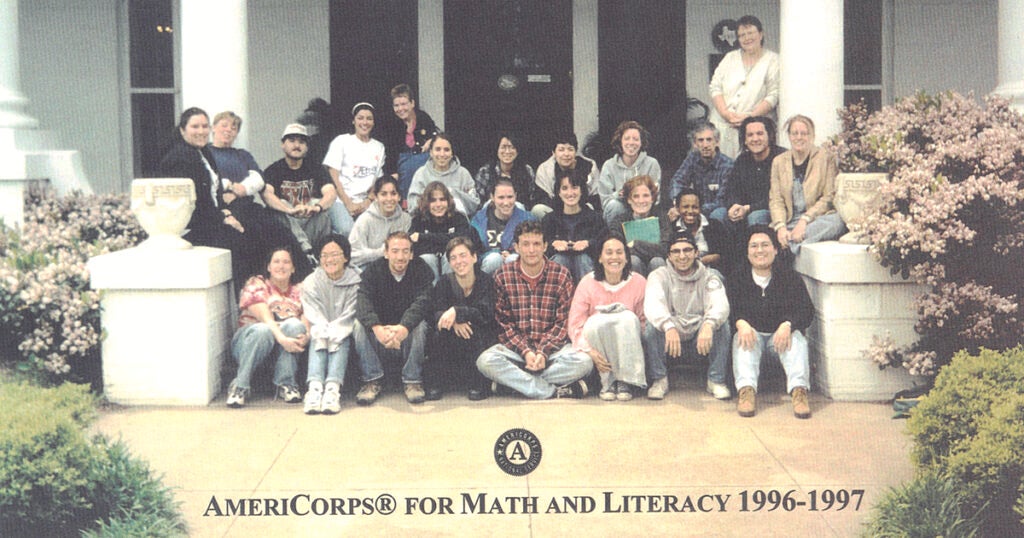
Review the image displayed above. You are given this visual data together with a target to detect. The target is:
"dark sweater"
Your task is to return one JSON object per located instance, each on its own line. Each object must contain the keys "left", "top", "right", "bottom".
{"left": 356, "top": 256, "right": 433, "bottom": 330}
{"left": 382, "top": 109, "right": 439, "bottom": 176}
{"left": 428, "top": 269, "right": 498, "bottom": 348}
{"left": 541, "top": 206, "right": 608, "bottom": 258}
{"left": 409, "top": 212, "right": 483, "bottom": 257}
{"left": 727, "top": 264, "right": 814, "bottom": 334}
{"left": 719, "top": 145, "right": 786, "bottom": 212}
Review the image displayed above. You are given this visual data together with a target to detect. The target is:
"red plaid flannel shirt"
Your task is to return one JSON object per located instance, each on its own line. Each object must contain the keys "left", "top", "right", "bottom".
{"left": 492, "top": 259, "right": 575, "bottom": 358}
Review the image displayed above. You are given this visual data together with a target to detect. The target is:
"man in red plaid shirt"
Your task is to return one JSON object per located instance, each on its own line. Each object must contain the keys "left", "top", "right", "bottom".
{"left": 476, "top": 220, "right": 593, "bottom": 399}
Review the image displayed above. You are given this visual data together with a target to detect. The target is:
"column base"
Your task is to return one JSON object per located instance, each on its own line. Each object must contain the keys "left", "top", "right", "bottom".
{"left": 88, "top": 246, "right": 234, "bottom": 406}
{"left": 795, "top": 242, "right": 927, "bottom": 401}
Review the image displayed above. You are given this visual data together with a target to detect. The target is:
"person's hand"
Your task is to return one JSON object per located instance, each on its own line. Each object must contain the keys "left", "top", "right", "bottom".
{"left": 222, "top": 191, "right": 237, "bottom": 205}
{"left": 664, "top": 327, "right": 682, "bottom": 358}
{"left": 773, "top": 322, "right": 792, "bottom": 353}
{"left": 372, "top": 325, "right": 394, "bottom": 347}
{"left": 551, "top": 240, "right": 569, "bottom": 252}
{"left": 500, "top": 250, "right": 511, "bottom": 260}
{"left": 736, "top": 320, "right": 756, "bottom": 351}
{"left": 525, "top": 351, "right": 546, "bottom": 371}
{"left": 453, "top": 322, "right": 473, "bottom": 340}
{"left": 696, "top": 322, "right": 714, "bottom": 356}
{"left": 437, "top": 307, "right": 457, "bottom": 330}
{"left": 572, "top": 240, "right": 589, "bottom": 252}
{"left": 388, "top": 325, "right": 410, "bottom": 349}
{"left": 791, "top": 219, "right": 808, "bottom": 243}
{"left": 777, "top": 227, "right": 791, "bottom": 248}
{"left": 727, "top": 204, "right": 745, "bottom": 222}
{"left": 667, "top": 207, "right": 680, "bottom": 221}
{"left": 344, "top": 198, "right": 362, "bottom": 216}
{"left": 726, "top": 111, "right": 749, "bottom": 127}
{"left": 409, "top": 232, "right": 420, "bottom": 243}
{"left": 588, "top": 349, "right": 611, "bottom": 373}
{"left": 229, "top": 182, "right": 248, "bottom": 198}
{"left": 224, "top": 215, "right": 244, "bottom": 233}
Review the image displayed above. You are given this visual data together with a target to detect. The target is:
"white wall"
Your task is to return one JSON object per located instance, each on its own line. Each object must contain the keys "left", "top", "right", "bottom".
{"left": 247, "top": 0, "right": 331, "bottom": 168}
{"left": 685, "top": 1, "right": 780, "bottom": 113}
{"left": 893, "top": 0, "right": 998, "bottom": 99}
{"left": 19, "top": 0, "right": 122, "bottom": 193}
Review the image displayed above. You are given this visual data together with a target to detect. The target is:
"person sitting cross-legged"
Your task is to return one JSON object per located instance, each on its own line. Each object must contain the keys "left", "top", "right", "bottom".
{"left": 643, "top": 232, "right": 732, "bottom": 400}
{"left": 476, "top": 220, "right": 593, "bottom": 399}
{"left": 729, "top": 225, "right": 814, "bottom": 419}
{"left": 300, "top": 234, "right": 360, "bottom": 415}
{"left": 352, "top": 231, "right": 433, "bottom": 405}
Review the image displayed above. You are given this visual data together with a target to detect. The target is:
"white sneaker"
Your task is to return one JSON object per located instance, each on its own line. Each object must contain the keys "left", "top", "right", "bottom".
{"left": 303, "top": 386, "right": 323, "bottom": 414}
{"left": 706, "top": 380, "right": 732, "bottom": 400}
{"left": 321, "top": 385, "right": 341, "bottom": 415}
{"left": 647, "top": 377, "right": 669, "bottom": 400}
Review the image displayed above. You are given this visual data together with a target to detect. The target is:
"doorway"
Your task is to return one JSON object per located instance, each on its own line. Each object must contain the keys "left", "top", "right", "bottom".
{"left": 443, "top": 0, "right": 574, "bottom": 172}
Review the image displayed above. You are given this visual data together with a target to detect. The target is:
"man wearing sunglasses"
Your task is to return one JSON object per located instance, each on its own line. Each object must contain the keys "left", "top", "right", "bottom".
{"left": 642, "top": 232, "right": 732, "bottom": 401}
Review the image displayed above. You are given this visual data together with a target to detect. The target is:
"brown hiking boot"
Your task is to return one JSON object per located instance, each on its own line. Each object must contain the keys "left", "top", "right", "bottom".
{"left": 356, "top": 381, "right": 382, "bottom": 406}
{"left": 791, "top": 387, "right": 811, "bottom": 419}
{"left": 737, "top": 386, "right": 756, "bottom": 417}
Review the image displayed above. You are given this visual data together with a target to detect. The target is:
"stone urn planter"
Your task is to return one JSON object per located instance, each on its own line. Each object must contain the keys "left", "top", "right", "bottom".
{"left": 833, "top": 172, "right": 888, "bottom": 244}
{"left": 130, "top": 177, "right": 196, "bottom": 249}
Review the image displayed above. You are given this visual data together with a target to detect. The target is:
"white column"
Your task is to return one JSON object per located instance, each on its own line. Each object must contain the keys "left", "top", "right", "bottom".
{"left": 778, "top": 0, "right": 844, "bottom": 141}
{"left": 994, "top": 0, "right": 1024, "bottom": 112}
{"left": 573, "top": 0, "right": 598, "bottom": 142}
{"left": 0, "top": 0, "right": 37, "bottom": 129}
{"left": 419, "top": 0, "right": 445, "bottom": 129}
{"left": 180, "top": 0, "right": 249, "bottom": 147}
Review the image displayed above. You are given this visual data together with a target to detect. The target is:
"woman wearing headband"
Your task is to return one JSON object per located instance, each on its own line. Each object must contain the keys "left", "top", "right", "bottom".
{"left": 323, "top": 102, "right": 386, "bottom": 235}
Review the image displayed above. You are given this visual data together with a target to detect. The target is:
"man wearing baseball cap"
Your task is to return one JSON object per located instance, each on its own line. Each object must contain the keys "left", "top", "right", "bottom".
{"left": 261, "top": 123, "right": 337, "bottom": 262}
{"left": 642, "top": 231, "right": 732, "bottom": 400}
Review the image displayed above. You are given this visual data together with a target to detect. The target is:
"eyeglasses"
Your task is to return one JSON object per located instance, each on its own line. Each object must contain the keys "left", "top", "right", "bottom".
{"left": 669, "top": 247, "right": 696, "bottom": 255}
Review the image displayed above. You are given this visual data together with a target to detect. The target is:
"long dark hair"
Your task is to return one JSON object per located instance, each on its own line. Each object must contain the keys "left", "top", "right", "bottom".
{"left": 553, "top": 169, "right": 589, "bottom": 213}
{"left": 592, "top": 232, "right": 633, "bottom": 282}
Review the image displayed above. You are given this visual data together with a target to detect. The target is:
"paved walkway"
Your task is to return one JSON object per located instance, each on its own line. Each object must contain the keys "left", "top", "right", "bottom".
{"left": 94, "top": 373, "right": 914, "bottom": 537}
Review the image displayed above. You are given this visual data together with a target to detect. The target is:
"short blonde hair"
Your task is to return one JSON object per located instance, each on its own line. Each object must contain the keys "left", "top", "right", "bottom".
{"left": 213, "top": 111, "right": 242, "bottom": 129}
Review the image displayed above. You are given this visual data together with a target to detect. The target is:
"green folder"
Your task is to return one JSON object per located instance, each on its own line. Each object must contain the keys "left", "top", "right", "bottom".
{"left": 622, "top": 217, "right": 660, "bottom": 244}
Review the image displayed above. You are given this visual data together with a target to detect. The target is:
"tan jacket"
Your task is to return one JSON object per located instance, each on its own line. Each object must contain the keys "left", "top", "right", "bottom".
{"left": 769, "top": 146, "right": 838, "bottom": 230}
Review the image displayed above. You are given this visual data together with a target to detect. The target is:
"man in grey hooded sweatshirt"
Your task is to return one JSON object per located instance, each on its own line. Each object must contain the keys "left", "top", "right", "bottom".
{"left": 643, "top": 231, "right": 731, "bottom": 401}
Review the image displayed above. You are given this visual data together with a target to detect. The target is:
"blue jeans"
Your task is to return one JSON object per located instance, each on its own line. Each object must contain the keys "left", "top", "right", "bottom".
{"left": 645, "top": 322, "right": 731, "bottom": 384}
{"left": 419, "top": 253, "right": 452, "bottom": 284}
{"left": 550, "top": 252, "right": 594, "bottom": 282}
{"left": 732, "top": 330, "right": 810, "bottom": 393}
{"left": 602, "top": 198, "right": 628, "bottom": 225}
{"left": 230, "top": 318, "right": 306, "bottom": 390}
{"left": 328, "top": 202, "right": 355, "bottom": 236}
{"left": 307, "top": 338, "right": 351, "bottom": 386}
{"left": 786, "top": 213, "right": 847, "bottom": 254}
{"left": 352, "top": 320, "right": 427, "bottom": 384}
{"left": 631, "top": 255, "right": 666, "bottom": 277}
{"left": 476, "top": 343, "right": 594, "bottom": 399}
{"left": 480, "top": 250, "right": 517, "bottom": 274}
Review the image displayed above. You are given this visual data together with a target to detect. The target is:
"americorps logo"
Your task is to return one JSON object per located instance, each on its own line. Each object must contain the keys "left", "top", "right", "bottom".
{"left": 494, "top": 428, "right": 542, "bottom": 476}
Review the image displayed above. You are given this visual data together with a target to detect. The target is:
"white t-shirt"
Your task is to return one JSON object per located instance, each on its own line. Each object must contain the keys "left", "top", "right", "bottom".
{"left": 322, "top": 133, "right": 385, "bottom": 202}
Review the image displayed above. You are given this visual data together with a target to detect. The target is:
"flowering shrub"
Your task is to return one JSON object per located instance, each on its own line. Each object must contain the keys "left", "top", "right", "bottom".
{"left": 0, "top": 188, "right": 145, "bottom": 384}
{"left": 827, "top": 92, "right": 1024, "bottom": 375}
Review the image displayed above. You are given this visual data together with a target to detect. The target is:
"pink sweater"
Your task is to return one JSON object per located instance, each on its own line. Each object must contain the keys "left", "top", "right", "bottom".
{"left": 567, "top": 272, "right": 647, "bottom": 352}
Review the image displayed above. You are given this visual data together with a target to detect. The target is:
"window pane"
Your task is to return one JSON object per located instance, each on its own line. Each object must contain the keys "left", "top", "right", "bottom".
{"left": 131, "top": 93, "right": 176, "bottom": 177}
{"left": 845, "top": 89, "right": 882, "bottom": 114}
{"left": 844, "top": 0, "right": 882, "bottom": 85}
{"left": 130, "top": 0, "right": 174, "bottom": 88}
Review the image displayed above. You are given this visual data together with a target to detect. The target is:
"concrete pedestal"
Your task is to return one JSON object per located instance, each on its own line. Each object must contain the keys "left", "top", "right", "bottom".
{"left": 795, "top": 242, "right": 926, "bottom": 401}
{"left": 88, "top": 246, "right": 233, "bottom": 406}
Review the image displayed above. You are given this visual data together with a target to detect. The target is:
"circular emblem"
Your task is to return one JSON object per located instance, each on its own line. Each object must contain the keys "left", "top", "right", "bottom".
{"left": 497, "top": 74, "right": 521, "bottom": 92}
{"left": 494, "top": 428, "right": 542, "bottom": 476}
{"left": 711, "top": 19, "right": 738, "bottom": 53}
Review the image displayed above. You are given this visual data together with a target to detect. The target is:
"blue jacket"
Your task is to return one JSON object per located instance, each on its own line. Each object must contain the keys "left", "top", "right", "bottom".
{"left": 470, "top": 204, "right": 535, "bottom": 253}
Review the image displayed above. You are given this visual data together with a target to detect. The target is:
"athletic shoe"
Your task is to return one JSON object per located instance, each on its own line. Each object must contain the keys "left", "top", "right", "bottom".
{"left": 277, "top": 384, "right": 302, "bottom": 404}
{"left": 404, "top": 382, "right": 426, "bottom": 404}
{"left": 647, "top": 377, "right": 669, "bottom": 400}
{"left": 226, "top": 383, "right": 248, "bottom": 408}
{"left": 554, "top": 379, "right": 588, "bottom": 399}
{"left": 616, "top": 383, "right": 634, "bottom": 401}
{"left": 321, "top": 385, "right": 341, "bottom": 415}
{"left": 706, "top": 380, "right": 732, "bottom": 400}
{"left": 303, "top": 386, "right": 323, "bottom": 414}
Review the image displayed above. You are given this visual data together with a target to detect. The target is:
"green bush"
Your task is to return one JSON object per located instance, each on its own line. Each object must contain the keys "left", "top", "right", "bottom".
{"left": 862, "top": 470, "right": 981, "bottom": 538}
{"left": 905, "top": 346, "right": 1024, "bottom": 534}
{"left": 0, "top": 383, "right": 185, "bottom": 537}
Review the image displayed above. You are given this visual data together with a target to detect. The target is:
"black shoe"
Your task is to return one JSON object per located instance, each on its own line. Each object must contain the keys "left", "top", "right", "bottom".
{"left": 425, "top": 387, "right": 443, "bottom": 401}
{"left": 468, "top": 388, "right": 488, "bottom": 401}
{"left": 554, "top": 379, "right": 588, "bottom": 399}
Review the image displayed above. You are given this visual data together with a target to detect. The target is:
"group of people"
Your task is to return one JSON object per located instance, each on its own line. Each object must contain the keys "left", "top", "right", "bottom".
{"left": 158, "top": 13, "right": 845, "bottom": 418}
